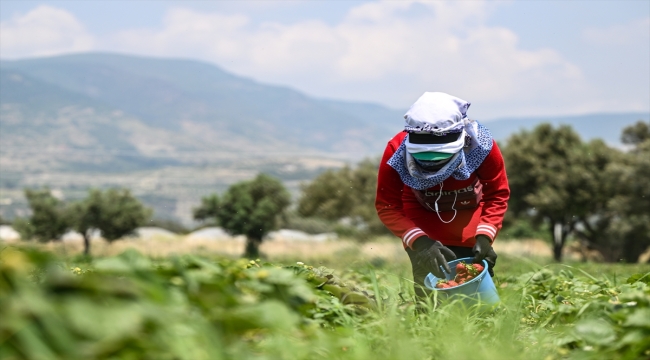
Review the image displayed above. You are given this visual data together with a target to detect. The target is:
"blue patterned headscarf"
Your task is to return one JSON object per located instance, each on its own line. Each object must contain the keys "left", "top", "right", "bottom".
{"left": 387, "top": 92, "right": 493, "bottom": 190}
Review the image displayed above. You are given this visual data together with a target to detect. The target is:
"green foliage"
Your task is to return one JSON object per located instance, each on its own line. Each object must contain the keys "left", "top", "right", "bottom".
{"left": 298, "top": 167, "right": 355, "bottom": 220}
{"left": 600, "top": 121, "right": 650, "bottom": 262}
{"left": 500, "top": 123, "right": 650, "bottom": 262}
{"left": 297, "top": 158, "right": 389, "bottom": 237}
{"left": 192, "top": 193, "right": 220, "bottom": 224}
{"left": 503, "top": 124, "right": 612, "bottom": 227}
{"left": 196, "top": 174, "right": 291, "bottom": 258}
{"left": 13, "top": 187, "right": 151, "bottom": 255}
{"left": 502, "top": 121, "right": 650, "bottom": 262}
{"left": 621, "top": 120, "right": 650, "bottom": 145}
{"left": 10, "top": 218, "right": 34, "bottom": 241}
{"left": 499, "top": 215, "right": 550, "bottom": 241}
{"left": 3, "top": 247, "right": 649, "bottom": 360}
{"left": 13, "top": 188, "right": 69, "bottom": 242}
{"left": 0, "top": 247, "right": 369, "bottom": 360}
{"left": 502, "top": 124, "right": 588, "bottom": 259}
{"left": 512, "top": 267, "right": 650, "bottom": 359}
{"left": 503, "top": 124, "right": 583, "bottom": 217}
{"left": 69, "top": 188, "right": 152, "bottom": 243}
{"left": 219, "top": 174, "right": 288, "bottom": 240}
{"left": 627, "top": 272, "right": 650, "bottom": 286}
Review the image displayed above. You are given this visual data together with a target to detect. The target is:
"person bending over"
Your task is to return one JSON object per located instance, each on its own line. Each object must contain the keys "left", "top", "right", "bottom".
{"left": 375, "top": 92, "right": 510, "bottom": 298}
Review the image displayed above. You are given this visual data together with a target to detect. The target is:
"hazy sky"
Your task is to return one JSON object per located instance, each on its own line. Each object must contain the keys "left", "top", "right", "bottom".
{"left": 1, "top": 0, "right": 648, "bottom": 119}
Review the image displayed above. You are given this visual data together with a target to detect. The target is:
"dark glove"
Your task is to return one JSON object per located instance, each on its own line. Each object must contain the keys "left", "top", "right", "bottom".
{"left": 473, "top": 235, "right": 497, "bottom": 275}
{"left": 412, "top": 236, "right": 457, "bottom": 278}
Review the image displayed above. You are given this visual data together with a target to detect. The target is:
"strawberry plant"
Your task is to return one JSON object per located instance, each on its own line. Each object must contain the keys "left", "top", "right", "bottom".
{"left": 1, "top": 246, "right": 649, "bottom": 360}
{"left": 514, "top": 268, "right": 650, "bottom": 359}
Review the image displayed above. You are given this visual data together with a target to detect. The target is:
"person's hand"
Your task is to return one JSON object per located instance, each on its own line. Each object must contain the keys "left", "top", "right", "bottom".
{"left": 412, "top": 236, "right": 457, "bottom": 278}
{"left": 473, "top": 235, "right": 497, "bottom": 275}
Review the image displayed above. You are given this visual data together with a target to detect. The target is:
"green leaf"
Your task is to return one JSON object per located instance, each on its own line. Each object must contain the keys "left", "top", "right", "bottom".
{"left": 92, "top": 257, "right": 133, "bottom": 274}
{"left": 574, "top": 319, "right": 616, "bottom": 345}
{"left": 620, "top": 329, "right": 650, "bottom": 345}
{"left": 626, "top": 272, "right": 650, "bottom": 285}
{"left": 623, "top": 308, "right": 650, "bottom": 328}
{"left": 219, "top": 300, "right": 299, "bottom": 333}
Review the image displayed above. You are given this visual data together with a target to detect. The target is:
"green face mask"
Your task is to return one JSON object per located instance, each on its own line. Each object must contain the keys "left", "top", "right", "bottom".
{"left": 413, "top": 156, "right": 453, "bottom": 171}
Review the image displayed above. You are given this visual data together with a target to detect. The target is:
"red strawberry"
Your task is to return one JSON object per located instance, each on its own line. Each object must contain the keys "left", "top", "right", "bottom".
{"left": 447, "top": 281, "right": 458, "bottom": 287}
{"left": 474, "top": 264, "right": 484, "bottom": 272}
{"left": 456, "top": 263, "right": 465, "bottom": 272}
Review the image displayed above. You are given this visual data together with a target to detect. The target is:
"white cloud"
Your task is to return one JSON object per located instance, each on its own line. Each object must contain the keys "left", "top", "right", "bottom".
{"left": 583, "top": 17, "right": 650, "bottom": 46}
{"left": 4, "top": 1, "right": 645, "bottom": 118}
{"left": 103, "top": 1, "right": 588, "bottom": 118}
{"left": 0, "top": 5, "right": 94, "bottom": 59}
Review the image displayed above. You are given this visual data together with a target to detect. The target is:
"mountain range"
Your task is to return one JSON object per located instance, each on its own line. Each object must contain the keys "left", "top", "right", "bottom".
{"left": 1, "top": 52, "right": 648, "bottom": 224}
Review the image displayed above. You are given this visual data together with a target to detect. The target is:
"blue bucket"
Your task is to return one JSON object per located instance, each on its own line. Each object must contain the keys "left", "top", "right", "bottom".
{"left": 423, "top": 257, "right": 500, "bottom": 305}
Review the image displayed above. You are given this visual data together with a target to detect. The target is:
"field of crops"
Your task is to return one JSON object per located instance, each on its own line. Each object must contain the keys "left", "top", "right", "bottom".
{"left": 1, "top": 244, "right": 649, "bottom": 360}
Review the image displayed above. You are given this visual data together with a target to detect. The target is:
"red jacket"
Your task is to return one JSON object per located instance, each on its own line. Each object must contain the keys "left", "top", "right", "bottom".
{"left": 375, "top": 131, "right": 510, "bottom": 249}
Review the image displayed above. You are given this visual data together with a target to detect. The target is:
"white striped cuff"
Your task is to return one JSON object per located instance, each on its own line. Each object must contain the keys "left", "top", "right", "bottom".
{"left": 476, "top": 223, "right": 497, "bottom": 241}
{"left": 402, "top": 227, "right": 426, "bottom": 248}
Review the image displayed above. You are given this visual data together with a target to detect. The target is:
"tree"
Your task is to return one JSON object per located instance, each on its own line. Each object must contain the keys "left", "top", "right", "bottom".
{"left": 621, "top": 121, "right": 650, "bottom": 145}
{"left": 68, "top": 188, "right": 151, "bottom": 255}
{"left": 195, "top": 174, "right": 290, "bottom": 258}
{"left": 502, "top": 124, "right": 610, "bottom": 261}
{"left": 192, "top": 194, "right": 220, "bottom": 224}
{"left": 503, "top": 121, "right": 650, "bottom": 262}
{"left": 297, "top": 158, "right": 388, "bottom": 236}
{"left": 564, "top": 139, "right": 623, "bottom": 261}
{"left": 593, "top": 121, "right": 650, "bottom": 262}
{"left": 67, "top": 199, "right": 97, "bottom": 256}
{"left": 298, "top": 166, "right": 355, "bottom": 221}
{"left": 13, "top": 188, "right": 69, "bottom": 242}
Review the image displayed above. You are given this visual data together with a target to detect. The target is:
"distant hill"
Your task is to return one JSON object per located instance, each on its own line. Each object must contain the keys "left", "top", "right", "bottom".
{"left": 2, "top": 52, "right": 646, "bottom": 159}
{"left": 1, "top": 53, "right": 402, "bottom": 157}
{"left": 1, "top": 52, "right": 647, "bottom": 224}
{"left": 485, "top": 112, "right": 649, "bottom": 146}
